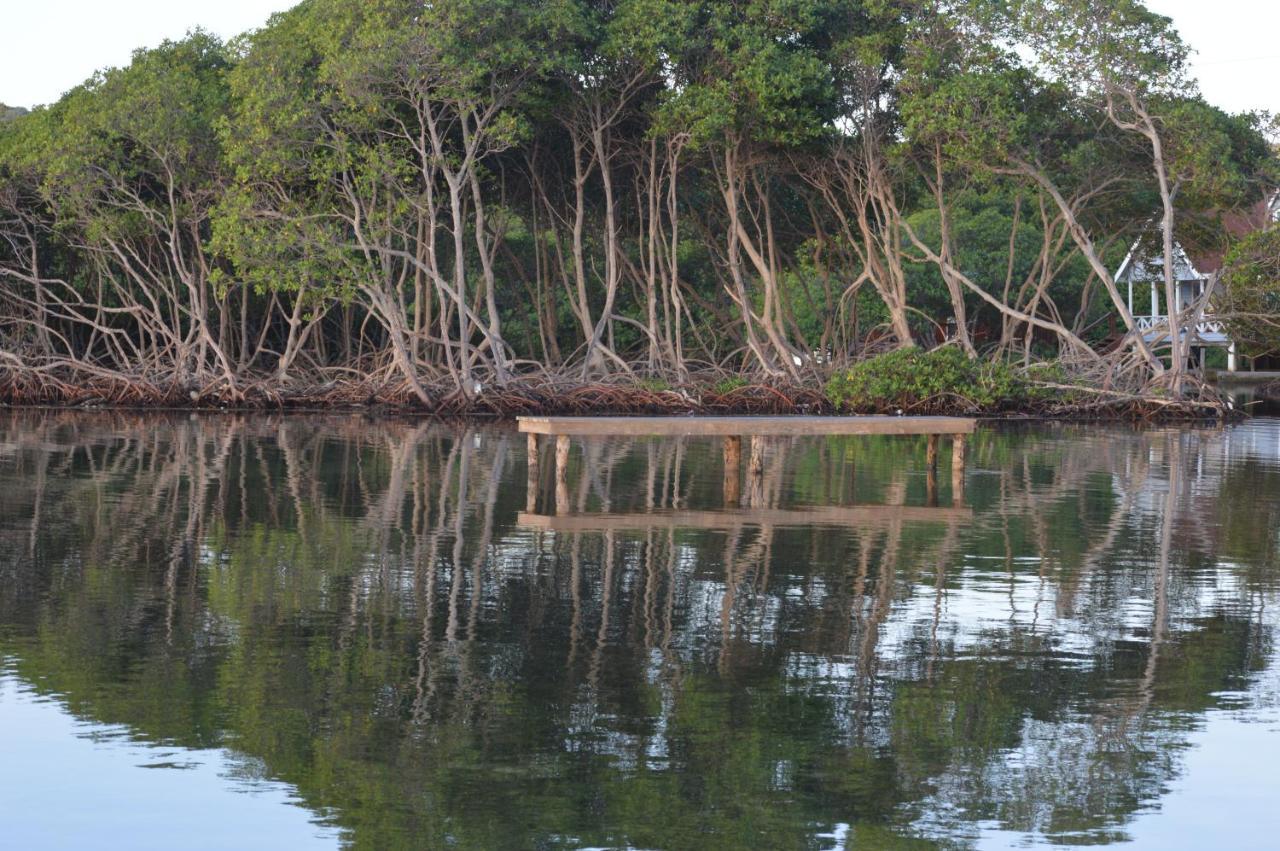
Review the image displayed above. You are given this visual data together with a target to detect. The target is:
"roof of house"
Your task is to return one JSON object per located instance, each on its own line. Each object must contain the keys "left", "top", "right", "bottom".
{"left": 1189, "top": 193, "right": 1278, "bottom": 274}
{"left": 1116, "top": 192, "right": 1278, "bottom": 283}
{"left": 1116, "top": 243, "right": 1203, "bottom": 284}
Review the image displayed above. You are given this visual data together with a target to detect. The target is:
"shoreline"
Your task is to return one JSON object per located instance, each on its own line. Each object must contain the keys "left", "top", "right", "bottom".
{"left": 1, "top": 377, "right": 1254, "bottom": 423}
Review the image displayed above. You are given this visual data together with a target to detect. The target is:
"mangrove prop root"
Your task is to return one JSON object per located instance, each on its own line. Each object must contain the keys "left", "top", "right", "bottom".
{"left": 0, "top": 362, "right": 1236, "bottom": 422}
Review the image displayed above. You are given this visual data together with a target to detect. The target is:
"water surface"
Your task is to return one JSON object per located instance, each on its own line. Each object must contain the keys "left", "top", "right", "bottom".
{"left": 2, "top": 411, "right": 1279, "bottom": 849}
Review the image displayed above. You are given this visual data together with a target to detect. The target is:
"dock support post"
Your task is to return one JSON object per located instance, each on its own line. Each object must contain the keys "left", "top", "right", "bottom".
{"left": 555, "top": 435, "right": 570, "bottom": 515}
{"left": 723, "top": 436, "right": 742, "bottom": 507}
{"left": 526, "top": 433, "right": 540, "bottom": 513}
{"left": 746, "top": 436, "right": 765, "bottom": 507}
{"left": 951, "top": 434, "right": 966, "bottom": 506}
{"left": 926, "top": 434, "right": 940, "bottom": 506}
{"left": 748, "top": 436, "right": 765, "bottom": 477}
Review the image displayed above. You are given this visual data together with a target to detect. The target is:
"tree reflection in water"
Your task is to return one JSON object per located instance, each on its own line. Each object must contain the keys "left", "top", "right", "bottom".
{"left": 0, "top": 412, "right": 1277, "bottom": 849}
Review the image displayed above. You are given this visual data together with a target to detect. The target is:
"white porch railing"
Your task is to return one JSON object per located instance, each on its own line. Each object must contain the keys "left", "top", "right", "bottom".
{"left": 1134, "top": 315, "right": 1230, "bottom": 342}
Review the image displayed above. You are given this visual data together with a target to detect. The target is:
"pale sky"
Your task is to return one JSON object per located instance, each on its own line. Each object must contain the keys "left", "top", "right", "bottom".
{"left": 1145, "top": 0, "right": 1280, "bottom": 115}
{"left": 1, "top": 1, "right": 298, "bottom": 108}
{"left": 1, "top": 0, "right": 1277, "bottom": 114}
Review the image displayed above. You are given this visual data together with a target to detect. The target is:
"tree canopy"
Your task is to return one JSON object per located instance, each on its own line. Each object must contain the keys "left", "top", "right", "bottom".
{"left": 0, "top": 0, "right": 1275, "bottom": 405}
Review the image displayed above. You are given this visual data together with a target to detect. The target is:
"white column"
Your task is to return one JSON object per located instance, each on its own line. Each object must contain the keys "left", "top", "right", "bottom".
{"left": 1228, "top": 342, "right": 1238, "bottom": 373}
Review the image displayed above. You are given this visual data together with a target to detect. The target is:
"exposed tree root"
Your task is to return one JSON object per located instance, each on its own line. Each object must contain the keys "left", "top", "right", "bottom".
{"left": 0, "top": 361, "right": 1237, "bottom": 422}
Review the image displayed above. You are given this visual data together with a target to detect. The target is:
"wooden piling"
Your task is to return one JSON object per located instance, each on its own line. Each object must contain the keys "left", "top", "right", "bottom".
{"left": 748, "top": 436, "right": 765, "bottom": 477}
{"left": 951, "top": 434, "right": 967, "bottom": 506}
{"left": 926, "top": 433, "right": 940, "bottom": 506}
{"left": 555, "top": 435, "right": 570, "bottom": 515}
{"left": 526, "top": 433, "right": 540, "bottom": 513}
{"left": 723, "top": 436, "right": 742, "bottom": 507}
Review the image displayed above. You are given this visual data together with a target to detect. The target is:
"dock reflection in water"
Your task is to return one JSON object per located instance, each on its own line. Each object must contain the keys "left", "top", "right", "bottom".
{"left": 1, "top": 411, "right": 1279, "bottom": 849}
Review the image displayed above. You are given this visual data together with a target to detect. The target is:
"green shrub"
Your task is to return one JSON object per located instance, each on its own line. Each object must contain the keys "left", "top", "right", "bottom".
{"left": 1219, "top": 228, "right": 1280, "bottom": 357}
{"left": 635, "top": 376, "right": 672, "bottom": 392}
{"left": 1022, "top": 362, "right": 1076, "bottom": 403}
{"left": 825, "top": 346, "right": 1032, "bottom": 413}
{"left": 711, "top": 376, "right": 750, "bottom": 394}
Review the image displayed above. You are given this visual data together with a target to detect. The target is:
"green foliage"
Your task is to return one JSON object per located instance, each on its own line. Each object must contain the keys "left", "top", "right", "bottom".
{"left": 900, "top": 184, "right": 1102, "bottom": 330}
{"left": 43, "top": 32, "right": 230, "bottom": 204}
{"left": 1219, "top": 228, "right": 1280, "bottom": 357}
{"left": 825, "top": 346, "right": 1033, "bottom": 413}
{"left": 0, "top": 0, "right": 1277, "bottom": 395}
{"left": 635, "top": 375, "right": 671, "bottom": 391}
{"left": 1008, "top": 0, "right": 1193, "bottom": 99}
{"left": 658, "top": 0, "right": 840, "bottom": 147}
{"left": 711, "top": 375, "right": 749, "bottom": 394}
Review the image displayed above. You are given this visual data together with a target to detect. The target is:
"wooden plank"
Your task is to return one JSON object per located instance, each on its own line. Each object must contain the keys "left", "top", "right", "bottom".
{"left": 516, "top": 415, "right": 976, "bottom": 437}
{"left": 518, "top": 503, "right": 972, "bottom": 533}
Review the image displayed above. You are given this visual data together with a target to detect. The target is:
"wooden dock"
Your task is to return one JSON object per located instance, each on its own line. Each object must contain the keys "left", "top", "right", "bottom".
{"left": 519, "top": 415, "right": 977, "bottom": 517}
{"left": 516, "top": 415, "right": 975, "bottom": 437}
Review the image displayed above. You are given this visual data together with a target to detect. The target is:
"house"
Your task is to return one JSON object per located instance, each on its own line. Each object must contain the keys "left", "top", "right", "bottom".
{"left": 1114, "top": 194, "right": 1279, "bottom": 372}
{"left": 1115, "top": 242, "right": 1235, "bottom": 369}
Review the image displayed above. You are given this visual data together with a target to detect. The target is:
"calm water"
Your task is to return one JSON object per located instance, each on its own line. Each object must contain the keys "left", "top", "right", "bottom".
{"left": 2, "top": 412, "right": 1279, "bottom": 850}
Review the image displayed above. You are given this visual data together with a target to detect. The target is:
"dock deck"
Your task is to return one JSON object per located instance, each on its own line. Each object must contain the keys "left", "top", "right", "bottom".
{"left": 517, "top": 415, "right": 975, "bottom": 437}
{"left": 520, "top": 415, "right": 978, "bottom": 517}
